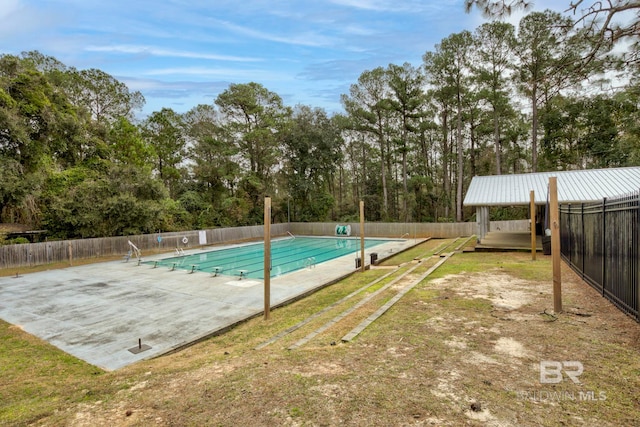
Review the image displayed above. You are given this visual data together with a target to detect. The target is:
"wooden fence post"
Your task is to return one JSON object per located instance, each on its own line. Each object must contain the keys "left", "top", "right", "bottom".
{"left": 550, "top": 177, "right": 562, "bottom": 313}
{"left": 360, "top": 201, "right": 365, "bottom": 273}
{"left": 264, "top": 197, "right": 271, "bottom": 320}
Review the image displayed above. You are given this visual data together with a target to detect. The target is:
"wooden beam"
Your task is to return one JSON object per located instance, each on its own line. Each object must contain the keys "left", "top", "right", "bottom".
{"left": 264, "top": 197, "right": 271, "bottom": 320}
{"left": 530, "top": 190, "right": 536, "bottom": 261}
{"left": 549, "top": 177, "right": 562, "bottom": 313}
{"left": 360, "top": 200, "right": 365, "bottom": 273}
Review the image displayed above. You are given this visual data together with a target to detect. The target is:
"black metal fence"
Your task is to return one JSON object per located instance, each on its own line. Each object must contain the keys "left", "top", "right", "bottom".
{"left": 560, "top": 191, "right": 639, "bottom": 321}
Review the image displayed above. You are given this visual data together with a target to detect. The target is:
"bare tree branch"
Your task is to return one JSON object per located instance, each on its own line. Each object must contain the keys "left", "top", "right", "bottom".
{"left": 567, "top": 0, "right": 640, "bottom": 64}
{"left": 465, "top": 0, "right": 639, "bottom": 64}
{"left": 464, "top": 0, "right": 534, "bottom": 18}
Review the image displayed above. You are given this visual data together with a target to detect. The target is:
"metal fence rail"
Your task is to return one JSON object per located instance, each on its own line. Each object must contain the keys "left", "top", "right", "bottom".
{"left": 560, "top": 191, "right": 639, "bottom": 322}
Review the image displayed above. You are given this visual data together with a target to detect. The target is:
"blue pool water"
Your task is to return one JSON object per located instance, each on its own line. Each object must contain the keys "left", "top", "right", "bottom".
{"left": 147, "top": 236, "right": 395, "bottom": 279}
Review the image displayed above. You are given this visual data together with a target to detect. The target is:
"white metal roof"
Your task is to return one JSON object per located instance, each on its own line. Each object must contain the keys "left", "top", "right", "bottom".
{"left": 463, "top": 167, "right": 640, "bottom": 207}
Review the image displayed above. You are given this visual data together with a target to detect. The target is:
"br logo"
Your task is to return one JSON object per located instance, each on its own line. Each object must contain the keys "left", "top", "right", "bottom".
{"left": 539, "top": 361, "right": 583, "bottom": 384}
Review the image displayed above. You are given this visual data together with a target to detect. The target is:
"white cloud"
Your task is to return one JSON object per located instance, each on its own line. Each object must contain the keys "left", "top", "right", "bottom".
{"left": 142, "top": 66, "right": 290, "bottom": 82}
{"left": 85, "top": 45, "right": 261, "bottom": 62}
{"left": 328, "top": 0, "right": 446, "bottom": 13}
{"left": 343, "top": 24, "right": 377, "bottom": 36}
{"left": 0, "top": 0, "right": 57, "bottom": 39}
{"left": 122, "top": 77, "right": 228, "bottom": 94}
{"left": 213, "top": 19, "right": 339, "bottom": 47}
{"left": 0, "top": 0, "right": 20, "bottom": 19}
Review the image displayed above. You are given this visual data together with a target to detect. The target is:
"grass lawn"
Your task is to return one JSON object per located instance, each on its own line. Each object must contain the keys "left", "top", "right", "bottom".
{"left": 1, "top": 240, "right": 639, "bottom": 426}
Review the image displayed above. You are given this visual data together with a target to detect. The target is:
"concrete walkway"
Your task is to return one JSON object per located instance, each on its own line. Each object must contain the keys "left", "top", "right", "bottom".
{"left": 0, "top": 238, "right": 419, "bottom": 370}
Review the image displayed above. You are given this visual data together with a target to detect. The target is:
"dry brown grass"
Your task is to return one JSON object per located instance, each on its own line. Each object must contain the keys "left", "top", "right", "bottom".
{"left": 2, "top": 241, "right": 639, "bottom": 426}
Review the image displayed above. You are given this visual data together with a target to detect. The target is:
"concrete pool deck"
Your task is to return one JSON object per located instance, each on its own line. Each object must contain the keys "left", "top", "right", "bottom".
{"left": 0, "top": 238, "right": 421, "bottom": 370}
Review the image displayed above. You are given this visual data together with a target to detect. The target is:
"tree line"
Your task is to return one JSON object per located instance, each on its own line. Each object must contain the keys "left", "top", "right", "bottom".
{"left": 1, "top": 9, "right": 639, "bottom": 240}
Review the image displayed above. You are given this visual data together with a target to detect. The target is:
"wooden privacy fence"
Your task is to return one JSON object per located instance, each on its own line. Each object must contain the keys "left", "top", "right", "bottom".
{"left": 0, "top": 224, "right": 289, "bottom": 269}
{"left": 0, "top": 220, "right": 529, "bottom": 270}
{"left": 560, "top": 191, "right": 640, "bottom": 322}
{"left": 290, "top": 220, "right": 529, "bottom": 239}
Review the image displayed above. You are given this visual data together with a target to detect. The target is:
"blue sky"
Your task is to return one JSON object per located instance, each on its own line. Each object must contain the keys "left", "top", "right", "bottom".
{"left": 0, "top": 0, "right": 564, "bottom": 117}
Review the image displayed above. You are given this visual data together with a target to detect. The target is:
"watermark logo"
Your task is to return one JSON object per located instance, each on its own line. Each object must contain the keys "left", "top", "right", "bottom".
{"left": 516, "top": 361, "right": 606, "bottom": 403}
{"left": 517, "top": 390, "right": 607, "bottom": 402}
{"left": 540, "top": 360, "right": 583, "bottom": 384}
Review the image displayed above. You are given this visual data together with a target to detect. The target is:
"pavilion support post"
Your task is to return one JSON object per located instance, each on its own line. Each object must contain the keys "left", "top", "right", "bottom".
{"left": 530, "top": 190, "right": 536, "bottom": 260}
{"left": 476, "top": 206, "right": 490, "bottom": 242}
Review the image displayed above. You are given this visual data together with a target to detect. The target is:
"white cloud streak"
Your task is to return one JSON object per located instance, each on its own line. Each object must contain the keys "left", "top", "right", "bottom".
{"left": 85, "top": 44, "right": 262, "bottom": 62}
{"left": 0, "top": 0, "right": 21, "bottom": 19}
{"left": 328, "top": 0, "right": 447, "bottom": 13}
{"left": 213, "top": 19, "right": 339, "bottom": 47}
{"left": 141, "top": 66, "right": 290, "bottom": 82}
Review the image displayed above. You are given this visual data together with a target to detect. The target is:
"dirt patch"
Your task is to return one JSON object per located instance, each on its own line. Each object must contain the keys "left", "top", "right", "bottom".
{"left": 493, "top": 336, "right": 530, "bottom": 359}
{"left": 289, "top": 361, "right": 347, "bottom": 377}
{"left": 430, "top": 270, "right": 541, "bottom": 310}
{"left": 309, "top": 383, "right": 346, "bottom": 399}
{"left": 416, "top": 262, "right": 640, "bottom": 426}
{"left": 466, "top": 351, "right": 500, "bottom": 365}
{"left": 444, "top": 336, "right": 468, "bottom": 350}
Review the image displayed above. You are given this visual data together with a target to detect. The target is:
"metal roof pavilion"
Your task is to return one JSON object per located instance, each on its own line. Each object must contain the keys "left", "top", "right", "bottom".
{"left": 463, "top": 167, "right": 640, "bottom": 207}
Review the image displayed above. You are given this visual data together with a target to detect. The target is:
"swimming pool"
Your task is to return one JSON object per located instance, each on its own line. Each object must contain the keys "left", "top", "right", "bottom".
{"left": 147, "top": 236, "right": 396, "bottom": 279}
